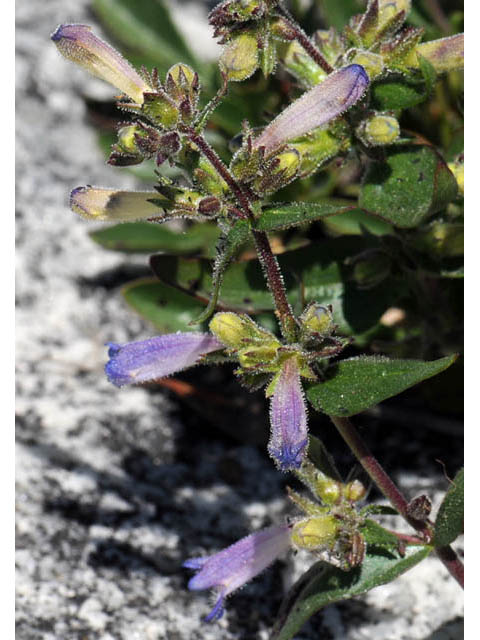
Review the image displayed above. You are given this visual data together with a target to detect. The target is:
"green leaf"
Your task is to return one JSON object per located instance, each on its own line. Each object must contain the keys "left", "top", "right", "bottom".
{"left": 434, "top": 468, "right": 464, "bottom": 547}
{"left": 360, "top": 145, "right": 458, "bottom": 228}
{"left": 90, "top": 222, "right": 220, "bottom": 256}
{"left": 321, "top": 209, "right": 394, "bottom": 237}
{"left": 92, "top": 0, "right": 199, "bottom": 72}
{"left": 271, "top": 544, "right": 432, "bottom": 640}
{"left": 149, "top": 239, "right": 400, "bottom": 334}
{"left": 360, "top": 519, "right": 402, "bottom": 554}
{"left": 122, "top": 279, "right": 209, "bottom": 332}
{"left": 306, "top": 354, "right": 457, "bottom": 416}
{"left": 256, "top": 200, "right": 361, "bottom": 232}
{"left": 371, "top": 77, "right": 429, "bottom": 110}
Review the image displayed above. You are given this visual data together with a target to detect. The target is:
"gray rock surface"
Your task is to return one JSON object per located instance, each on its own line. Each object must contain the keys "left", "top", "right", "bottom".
{"left": 16, "top": 1, "right": 463, "bottom": 638}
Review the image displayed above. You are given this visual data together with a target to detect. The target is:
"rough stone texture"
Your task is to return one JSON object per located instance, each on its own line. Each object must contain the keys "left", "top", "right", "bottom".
{"left": 16, "top": 1, "right": 463, "bottom": 638}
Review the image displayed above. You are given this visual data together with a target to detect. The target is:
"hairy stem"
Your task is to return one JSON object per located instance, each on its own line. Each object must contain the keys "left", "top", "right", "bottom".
{"left": 330, "top": 415, "right": 464, "bottom": 587}
{"left": 251, "top": 229, "right": 298, "bottom": 342}
{"left": 277, "top": 5, "right": 334, "bottom": 74}
{"left": 436, "top": 545, "right": 464, "bottom": 588}
{"left": 194, "top": 73, "right": 229, "bottom": 132}
{"left": 183, "top": 127, "right": 298, "bottom": 341}
{"left": 330, "top": 415, "right": 431, "bottom": 536}
{"left": 183, "top": 126, "right": 254, "bottom": 219}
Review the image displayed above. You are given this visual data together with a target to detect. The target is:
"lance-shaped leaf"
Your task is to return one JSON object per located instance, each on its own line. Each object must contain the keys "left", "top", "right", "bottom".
{"left": 271, "top": 544, "right": 432, "bottom": 640}
{"left": 70, "top": 187, "right": 170, "bottom": 221}
{"left": 105, "top": 332, "right": 223, "bottom": 387}
{"left": 253, "top": 65, "right": 369, "bottom": 154}
{"left": 184, "top": 525, "right": 292, "bottom": 622}
{"left": 51, "top": 24, "right": 152, "bottom": 103}
{"left": 434, "top": 468, "right": 464, "bottom": 548}
{"left": 89, "top": 222, "right": 220, "bottom": 255}
{"left": 359, "top": 145, "right": 458, "bottom": 228}
{"left": 122, "top": 279, "right": 211, "bottom": 332}
{"left": 306, "top": 354, "right": 457, "bottom": 416}
{"left": 268, "top": 358, "right": 309, "bottom": 471}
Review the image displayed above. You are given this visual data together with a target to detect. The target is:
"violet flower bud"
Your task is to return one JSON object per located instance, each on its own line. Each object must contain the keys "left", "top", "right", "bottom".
{"left": 51, "top": 24, "right": 152, "bottom": 103}
{"left": 105, "top": 333, "right": 223, "bottom": 387}
{"left": 253, "top": 64, "right": 369, "bottom": 155}
{"left": 184, "top": 524, "right": 291, "bottom": 622}
{"left": 416, "top": 33, "right": 464, "bottom": 73}
{"left": 268, "top": 358, "right": 308, "bottom": 471}
{"left": 70, "top": 187, "right": 167, "bottom": 221}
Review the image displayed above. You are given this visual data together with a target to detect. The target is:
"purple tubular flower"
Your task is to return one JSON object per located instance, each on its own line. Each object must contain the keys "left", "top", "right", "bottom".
{"left": 105, "top": 333, "right": 224, "bottom": 387}
{"left": 268, "top": 358, "right": 308, "bottom": 471}
{"left": 253, "top": 64, "right": 369, "bottom": 155}
{"left": 184, "top": 525, "right": 292, "bottom": 622}
{"left": 51, "top": 24, "right": 152, "bottom": 103}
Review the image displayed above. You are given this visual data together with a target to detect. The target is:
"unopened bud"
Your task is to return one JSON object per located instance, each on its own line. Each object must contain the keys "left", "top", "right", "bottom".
{"left": 220, "top": 33, "right": 259, "bottom": 82}
{"left": 300, "top": 304, "right": 334, "bottom": 337}
{"left": 378, "top": 0, "right": 411, "bottom": 30}
{"left": 111, "top": 122, "right": 164, "bottom": 162}
{"left": 345, "top": 479, "right": 367, "bottom": 502}
{"left": 357, "top": 113, "right": 400, "bottom": 146}
{"left": 116, "top": 124, "right": 141, "bottom": 154}
{"left": 108, "top": 124, "right": 144, "bottom": 166}
{"left": 378, "top": 0, "right": 411, "bottom": 24}
{"left": 291, "top": 515, "right": 338, "bottom": 550}
{"left": 210, "top": 312, "right": 278, "bottom": 351}
{"left": 351, "top": 50, "right": 384, "bottom": 79}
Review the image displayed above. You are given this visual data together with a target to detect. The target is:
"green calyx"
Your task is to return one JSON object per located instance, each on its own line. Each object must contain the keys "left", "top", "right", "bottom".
{"left": 288, "top": 463, "right": 368, "bottom": 568}
{"left": 209, "top": 312, "right": 317, "bottom": 390}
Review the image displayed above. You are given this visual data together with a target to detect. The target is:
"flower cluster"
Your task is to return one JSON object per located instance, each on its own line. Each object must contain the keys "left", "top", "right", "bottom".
{"left": 51, "top": 0, "right": 463, "bottom": 623}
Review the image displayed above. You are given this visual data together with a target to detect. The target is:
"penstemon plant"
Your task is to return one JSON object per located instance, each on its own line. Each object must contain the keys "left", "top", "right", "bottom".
{"left": 52, "top": 0, "right": 463, "bottom": 635}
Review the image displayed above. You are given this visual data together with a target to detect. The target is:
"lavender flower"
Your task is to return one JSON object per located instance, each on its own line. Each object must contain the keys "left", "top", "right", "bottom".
{"left": 70, "top": 186, "right": 167, "bottom": 221}
{"left": 105, "top": 333, "right": 223, "bottom": 387}
{"left": 253, "top": 64, "right": 369, "bottom": 154}
{"left": 184, "top": 525, "right": 292, "bottom": 622}
{"left": 268, "top": 358, "right": 308, "bottom": 471}
{"left": 51, "top": 24, "right": 152, "bottom": 103}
